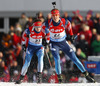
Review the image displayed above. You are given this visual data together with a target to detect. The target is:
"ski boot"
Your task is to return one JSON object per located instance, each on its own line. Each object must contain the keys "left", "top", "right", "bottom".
{"left": 83, "top": 71, "right": 96, "bottom": 83}
{"left": 15, "top": 75, "right": 24, "bottom": 84}
{"left": 57, "top": 74, "right": 63, "bottom": 83}
{"left": 37, "top": 72, "right": 42, "bottom": 83}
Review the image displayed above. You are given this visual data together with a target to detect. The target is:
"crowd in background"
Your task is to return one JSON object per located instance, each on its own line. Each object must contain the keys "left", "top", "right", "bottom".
{"left": 0, "top": 10, "right": 100, "bottom": 83}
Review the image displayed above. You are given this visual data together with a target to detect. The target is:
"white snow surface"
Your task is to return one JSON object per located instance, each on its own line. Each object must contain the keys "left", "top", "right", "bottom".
{"left": 0, "top": 82, "right": 100, "bottom": 86}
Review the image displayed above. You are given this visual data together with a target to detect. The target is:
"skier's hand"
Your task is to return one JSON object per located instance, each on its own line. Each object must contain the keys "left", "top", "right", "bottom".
{"left": 42, "top": 39, "right": 49, "bottom": 46}
{"left": 22, "top": 44, "right": 26, "bottom": 51}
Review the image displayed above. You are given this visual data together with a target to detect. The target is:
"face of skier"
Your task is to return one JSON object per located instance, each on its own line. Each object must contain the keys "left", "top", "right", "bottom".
{"left": 52, "top": 14, "right": 60, "bottom": 23}
{"left": 51, "top": 9, "right": 60, "bottom": 23}
{"left": 34, "top": 21, "right": 42, "bottom": 32}
{"left": 35, "top": 27, "right": 41, "bottom": 32}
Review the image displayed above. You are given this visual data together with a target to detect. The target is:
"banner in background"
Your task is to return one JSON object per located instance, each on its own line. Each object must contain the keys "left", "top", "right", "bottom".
{"left": 84, "top": 61, "right": 100, "bottom": 74}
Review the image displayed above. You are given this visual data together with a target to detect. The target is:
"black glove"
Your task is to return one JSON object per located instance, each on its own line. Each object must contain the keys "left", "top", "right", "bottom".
{"left": 42, "top": 39, "right": 49, "bottom": 46}
{"left": 22, "top": 44, "right": 26, "bottom": 51}
{"left": 70, "top": 35, "right": 75, "bottom": 43}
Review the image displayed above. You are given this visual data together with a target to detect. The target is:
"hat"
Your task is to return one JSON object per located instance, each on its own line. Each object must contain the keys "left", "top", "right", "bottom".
{"left": 87, "top": 10, "right": 93, "bottom": 15}
{"left": 34, "top": 21, "right": 42, "bottom": 28}
{"left": 51, "top": 9, "right": 60, "bottom": 15}
{"left": 72, "top": 10, "right": 80, "bottom": 15}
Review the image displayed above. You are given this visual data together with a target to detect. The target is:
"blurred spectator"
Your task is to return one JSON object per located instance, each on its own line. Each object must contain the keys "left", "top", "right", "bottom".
{"left": 10, "top": 70, "right": 19, "bottom": 82}
{"left": 8, "top": 25, "right": 15, "bottom": 35}
{"left": 0, "top": 61, "right": 10, "bottom": 82}
{"left": 0, "top": 52, "right": 5, "bottom": 62}
{"left": 15, "top": 23, "right": 22, "bottom": 36}
{"left": 9, "top": 61, "right": 19, "bottom": 79}
{"left": 18, "top": 13, "right": 28, "bottom": 31}
{"left": 46, "top": 13, "right": 52, "bottom": 20}
{"left": 93, "top": 13, "right": 100, "bottom": 34}
{"left": 48, "top": 71, "right": 59, "bottom": 83}
{"left": 91, "top": 34, "right": 100, "bottom": 55}
{"left": 69, "top": 75, "right": 78, "bottom": 83}
{"left": 36, "top": 12, "right": 45, "bottom": 23}
{"left": 71, "top": 21, "right": 81, "bottom": 35}
{"left": 7, "top": 54, "right": 16, "bottom": 67}
{"left": 78, "top": 73, "right": 87, "bottom": 83}
{"left": 39, "top": 17, "right": 45, "bottom": 23}
{"left": 91, "top": 28, "right": 97, "bottom": 43}
{"left": 1, "top": 33, "right": 13, "bottom": 48}
{"left": 72, "top": 10, "right": 83, "bottom": 24}
{"left": 87, "top": 10, "right": 94, "bottom": 20}
{"left": 85, "top": 13, "right": 94, "bottom": 29}
{"left": 42, "top": 70, "right": 48, "bottom": 83}
{"left": 0, "top": 32, "right": 4, "bottom": 45}
{"left": 79, "top": 24, "right": 92, "bottom": 45}
{"left": 12, "top": 32, "right": 21, "bottom": 47}
{"left": 76, "top": 48, "right": 86, "bottom": 60}
{"left": 62, "top": 11, "right": 72, "bottom": 22}
{"left": 24, "top": 17, "right": 33, "bottom": 29}
{"left": 94, "top": 13, "right": 100, "bottom": 22}
{"left": 94, "top": 13, "right": 100, "bottom": 25}
{"left": 89, "top": 28, "right": 97, "bottom": 55}
{"left": 36, "top": 12, "right": 44, "bottom": 19}
{"left": 76, "top": 34, "right": 88, "bottom": 54}
{"left": 10, "top": 23, "right": 22, "bottom": 48}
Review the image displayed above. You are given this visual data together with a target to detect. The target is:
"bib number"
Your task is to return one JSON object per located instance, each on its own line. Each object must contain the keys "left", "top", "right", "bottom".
{"left": 53, "top": 34, "right": 61, "bottom": 39}
{"left": 54, "top": 34, "right": 60, "bottom": 37}
{"left": 35, "top": 39, "right": 40, "bottom": 43}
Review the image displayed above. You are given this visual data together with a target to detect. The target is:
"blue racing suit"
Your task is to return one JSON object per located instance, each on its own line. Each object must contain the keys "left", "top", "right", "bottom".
{"left": 43, "top": 18, "right": 86, "bottom": 75}
{"left": 21, "top": 26, "right": 50, "bottom": 76}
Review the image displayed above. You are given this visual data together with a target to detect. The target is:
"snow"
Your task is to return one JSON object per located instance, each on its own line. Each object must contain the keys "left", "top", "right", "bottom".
{"left": 0, "top": 82, "right": 100, "bottom": 86}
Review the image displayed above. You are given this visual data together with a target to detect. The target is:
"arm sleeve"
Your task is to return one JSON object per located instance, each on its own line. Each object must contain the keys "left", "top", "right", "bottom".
{"left": 65, "top": 20, "right": 73, "bottom": 36}
{"left": 21, "top": 28, "right": 30, "bottom": 45}
{"left": 42, "top": 21, "right": 50, "bottom": 43}
{"left": 42, "top": 20, "right": 49, "bottom": 33}
{"left": 45, "top": 32, "right": 50, "bottom": 43}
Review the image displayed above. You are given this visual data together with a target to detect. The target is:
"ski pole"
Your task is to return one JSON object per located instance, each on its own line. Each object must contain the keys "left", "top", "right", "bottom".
{"left": 44, "top": 47, "right": 52, "bottom": 68}
{"left": 74, "top": 33, "right": 80, "bottom": 39}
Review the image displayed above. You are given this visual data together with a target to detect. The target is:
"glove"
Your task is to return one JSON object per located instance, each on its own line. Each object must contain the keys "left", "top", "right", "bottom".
{"left": 42, "top": 39, "right": 49, "bottom": 46}
{"left": 22, "top": 44, "right": 26, "bottom": 51}
{"left": 70, "top": 35, "right": 75, "bottom": 43}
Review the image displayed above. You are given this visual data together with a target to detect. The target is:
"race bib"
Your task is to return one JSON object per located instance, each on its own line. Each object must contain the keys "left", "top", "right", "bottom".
{"left": 30, "top": 37, "right": 42, "bottom": 44}
{"left": 50, "top": 31, "right": 65, "bottom": 39}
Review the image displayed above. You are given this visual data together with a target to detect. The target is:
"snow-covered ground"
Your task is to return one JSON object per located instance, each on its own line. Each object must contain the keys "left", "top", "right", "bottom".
{"left": 0, "top": 82, "right": 100, "bottom": 86}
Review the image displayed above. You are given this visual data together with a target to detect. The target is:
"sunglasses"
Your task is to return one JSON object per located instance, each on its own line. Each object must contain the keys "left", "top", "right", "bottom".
{"left": 52, "top": 14, "right": 59, "bottom": 16}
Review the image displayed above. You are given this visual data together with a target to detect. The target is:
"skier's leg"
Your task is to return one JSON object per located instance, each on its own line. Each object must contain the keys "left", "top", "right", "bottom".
{"left": 36, "top": 47, "right": 44, "bottom": 83}
{"left": 62, "top": 41, "right": 96, "bottom": 83}
{"left": 50, "top": 43, "right": 62, "bottom": 83}
{"left": 15, "top": 45, "right": 34, "bottom": 84}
